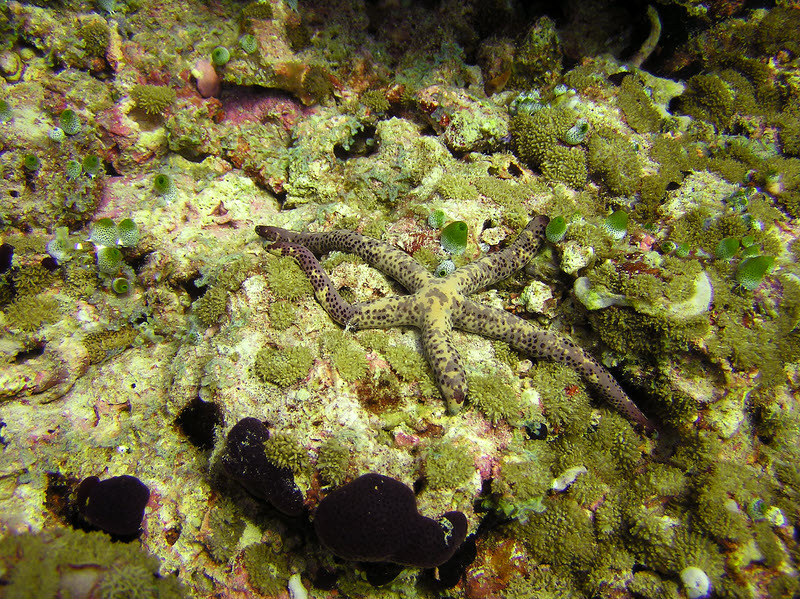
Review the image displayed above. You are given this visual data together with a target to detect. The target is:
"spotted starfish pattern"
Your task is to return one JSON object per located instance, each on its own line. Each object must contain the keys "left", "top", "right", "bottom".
{"left": 256, "top": 216, "right": 654, "bottom": 433}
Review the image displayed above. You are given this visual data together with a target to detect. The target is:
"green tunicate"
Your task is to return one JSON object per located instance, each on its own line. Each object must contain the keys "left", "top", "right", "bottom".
{"left": 211, "top": 46, "right": 230, "bottom": 66}
{"left": 441, "top": 220, "right": 468, "bottom": 255}
{"left": 22, "top": 154, "right": 40, "bottom": 172}
{"left": 153, "top": 173, "right": 174, "bottom": 195}
{"left": 90, "top": 218, "right": 118, "bottom": 246}
{"left": 427, "top": 209, "right": 446, "bottom": 229}
{"left": 239, "top": 34, "right": 257, "bottom": 54}
{"left": 735, "top": 256, "right": 774, "bottom": 290}
{"left": 545, "top": 216, "right": 567, "bottom": 243}
{"left": 604, "top": 210, "right": 629, "bottom": 240}
{"left": 65, "top": 159, "right": 82, "bottom": 180}
{"left": 715, "top": 237, "right": 740, "bottom": 260}
{"left": 82, "top": 155, "right": 102, "bottom": 176}
{"left": 96, "top": 246, "right": 123, "bottom": 274}
{"left": 660, "top": 240, "right": 677, "bottom": 254}
{"left": 49, "top": 127, "right": 66, "bottom": 143}
{"left": 111, "top": 277, "right": 130, "bottom": 294}
{"left": 562, "top": 119, "right": 589, "bottom": 145}
{"left": 59, "top": 108, "right": 81, "bottom": 135}
{"left": 0, "top": 99, "right": 11, "bottom": 122}
{"left": 434, "top": 259, "right": 455, "bottom": 278}
{"left": 509, "top": 90, "right": 545, "bottom": 117}
{"left": 117, "top": 218, "right": 139, "bottom": 247}
{"left": 675, "top": 242, "right": 690, "bottom": 258}
{"left": 741, "top": 244, "right": 761, "bottom": 258}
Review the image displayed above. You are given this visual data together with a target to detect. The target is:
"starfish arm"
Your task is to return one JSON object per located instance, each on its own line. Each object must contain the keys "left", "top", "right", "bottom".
{"left": 452, "top": 216, "right": 549, "bottom": 295}
{"left": 349, "top": 295, "right": 419, "bottom": 330}
{"left": 421, "top": 314, "right": 468, "bottom": 415}
{"left": 454, "top": 300, "right": 654, "bottom": 433}
{"left": 256, "top": 226, "right": 433, "bottom": 293}
{"left": 268, "top": 242, "right": 357, "bottom": 326}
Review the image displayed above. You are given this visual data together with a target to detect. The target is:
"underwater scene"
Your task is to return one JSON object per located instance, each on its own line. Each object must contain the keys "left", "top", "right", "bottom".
{"left": 1, "top": 0, "right": 800, "bottom": 597}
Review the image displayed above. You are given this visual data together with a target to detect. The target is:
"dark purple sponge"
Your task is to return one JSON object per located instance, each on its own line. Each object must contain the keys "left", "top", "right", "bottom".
{"left": 313, "top": 473, "right": 467, "bottom": 568}
{"left": 76, "top": 474, "right": 150, "bottom": 536}
{"left": 221, "top": 417, "right": 304, "bottom": 517}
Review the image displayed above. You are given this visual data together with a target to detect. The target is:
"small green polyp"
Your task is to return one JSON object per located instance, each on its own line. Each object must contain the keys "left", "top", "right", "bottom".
{"left": 441, "top": 221, "right": 468, "bottom": 255}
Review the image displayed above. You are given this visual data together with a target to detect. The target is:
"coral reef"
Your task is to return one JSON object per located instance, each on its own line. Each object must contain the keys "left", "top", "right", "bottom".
{"left": 0, "top": 1, "right": 799, "bottom": 597}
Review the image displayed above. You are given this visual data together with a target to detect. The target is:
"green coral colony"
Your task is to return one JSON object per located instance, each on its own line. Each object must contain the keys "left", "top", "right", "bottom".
{"left": 1, "top": 2, "right": 800, "bottom": 599}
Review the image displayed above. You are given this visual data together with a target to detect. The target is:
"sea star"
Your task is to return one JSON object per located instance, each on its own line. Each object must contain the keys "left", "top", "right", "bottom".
{"left": 256, "top": 216, "right": 654, "bottom": 434}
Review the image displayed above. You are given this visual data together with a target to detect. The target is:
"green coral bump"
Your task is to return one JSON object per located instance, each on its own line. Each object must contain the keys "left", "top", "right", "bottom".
{"left": 427, "top": 209, "right": 447, "bottom": 229}
{"left": 65, "top": 159, "right": 82, "bottom": 179}
{"left": 715, "top": 237, "right": 740, "bottom": 260}
{"left": 90, "top": 218, "right": 118, "bottom": 247}
{"left": 604, "top": 210, "right": 629, "bottom": 240}
{"left": 735, "top": 256, "right": 774, "bottom": 291}
{"left": 441, "top": 221, "right": 469, "bottom": 255}
{"left": 59, "top": 108, "right": 81, "bottom": 135}
{"left": 111, "top": 277, "right": 130, "bottom": 294}
{"left": 82, "top": 155, "right": 102, "bottom": 177}
{"left": 211, "top": 46, "right": 231, "bottom": 66}
{"left": 117, "top": 218, "right": 139, "bottom": 247}
{"left": 96, "top": 246, "right": 123, "bottom": 274}
{"left": 239, "top": 34, "right": 257, "bottom": 54}
{"left": 22, "top": 153, "right": 40, "bottom": 172}
{"left": 153, "top": 173, "right": 175, "bottom": 197}
{"left": 545, "top": 216, "right": 567, "bottom": 243}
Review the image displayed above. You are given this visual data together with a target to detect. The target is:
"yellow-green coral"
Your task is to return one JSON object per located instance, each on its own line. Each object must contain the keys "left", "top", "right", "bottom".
{"left": 254, "top": 345, "right": 314, "bottom": 387}
{"left": 617, "top": 75, "right": 662, "bottom": 134}
{"left": 12, "top": 263, "right": 57, "bottom": 297}
{"left": 264, "top": 255, "right": 313, "bottom": 299}
{"left": 316, "top": 437, "right": 351, "bottom": 486}
{"left": 322, "top": 329, "right": 368, "bottom": 382}
{"left": 587, "top": 127, "right": 642, "bottom": 196}
{"left": 268, "top": 301, "right": 296, "bottom": 330}
{"left": 467, "top": 374, "right": 522, "bottom": 423}
{"left": 422, "top": 439, "right": 475, "bottom": 490}
{"left": 130, "top": 84, "right": 176, "bottom": 116}
{"left": 677, "top": 74, "right": 735, "bottom": 131}
{"left": 194, "top": 286, "right": 228, "bottom": 326}
{"left": 83, "top": 327, "right": 138, "bottom": 364}
{"left": 4, "top": 295, "right": 60, "bottom": 331}
{"left": 263, "top": 432, "right": 306, "bottom": 474}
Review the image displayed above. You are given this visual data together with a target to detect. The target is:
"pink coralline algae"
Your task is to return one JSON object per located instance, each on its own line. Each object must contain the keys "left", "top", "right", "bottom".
{"left": 220, "top": 87, "right": 304, "bottom": 131}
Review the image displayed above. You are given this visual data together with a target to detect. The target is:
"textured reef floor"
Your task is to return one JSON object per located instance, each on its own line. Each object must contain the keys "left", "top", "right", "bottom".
{"left": 1, "top": 1, "right": 800, "bottom": 598}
